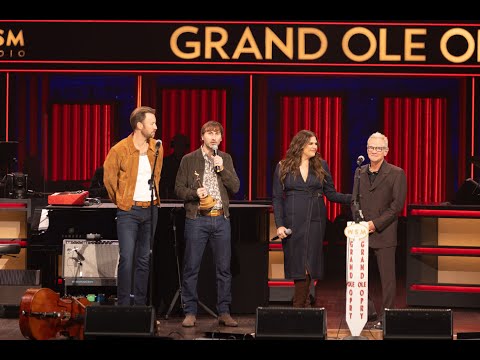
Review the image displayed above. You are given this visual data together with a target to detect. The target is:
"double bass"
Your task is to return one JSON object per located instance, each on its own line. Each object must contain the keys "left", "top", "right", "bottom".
{"left": 19, "top": 288, "right": 91, "bottom": 340}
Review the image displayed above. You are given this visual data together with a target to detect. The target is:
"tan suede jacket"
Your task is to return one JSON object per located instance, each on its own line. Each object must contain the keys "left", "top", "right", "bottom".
{"left": 103, "top": 133, "right": 163, "bottom": 211}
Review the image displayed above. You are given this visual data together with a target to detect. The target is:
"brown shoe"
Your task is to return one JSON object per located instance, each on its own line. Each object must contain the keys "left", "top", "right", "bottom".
{"left": 182, "top": 314, "right": 196, "bottom": 327}
{"left": 218, "top": 313, "right": 238, "bottom": 327}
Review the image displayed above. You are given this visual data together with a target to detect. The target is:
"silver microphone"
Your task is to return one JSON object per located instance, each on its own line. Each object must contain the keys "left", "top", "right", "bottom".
{"left": 356, "top": 155, "right": 365, "bottom": 166}
{"left": 212, "top": 144, "right": 220, "bottom": 173}
{"left": 271, "top": 228, "right": 292, "bottom": 241}
{"left": 73, "top": 248, "right": 85, "bottom": 261}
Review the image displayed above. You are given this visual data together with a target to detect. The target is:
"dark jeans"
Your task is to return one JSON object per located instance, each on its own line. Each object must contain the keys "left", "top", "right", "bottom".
{"left": 116, "top": 205, "right": 158, "bottom": 305}
{"left": 181, "top": 215, "right": 232, "bottom": 315}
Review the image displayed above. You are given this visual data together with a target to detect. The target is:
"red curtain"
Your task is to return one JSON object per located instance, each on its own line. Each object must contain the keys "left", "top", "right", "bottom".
{"left": 13, "top": 74, "right": 49, "bottom": 175}
{"left": 279, "top": 96, "right": 346, "bottom": 221}
{"left": 47, "top": 104, "right": 113, "bottom": 181}
{"left": 160, "top": 89, "right": 228, "bottom": 155}
{"left": 383, "top": 97, "right": 447, "bottom": 216}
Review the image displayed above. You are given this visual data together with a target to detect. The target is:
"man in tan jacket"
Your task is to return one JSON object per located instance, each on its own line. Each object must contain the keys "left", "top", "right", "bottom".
{"left": 103, "top": 106, "right": 163, "bottom": 306}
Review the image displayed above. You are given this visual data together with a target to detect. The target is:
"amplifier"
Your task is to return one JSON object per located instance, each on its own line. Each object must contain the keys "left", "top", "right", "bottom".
{"left": 0, "top": 270, "right": 41, "bottom": 306}
{"left": 62, "top": 239, "right": 119, "bottom": 286}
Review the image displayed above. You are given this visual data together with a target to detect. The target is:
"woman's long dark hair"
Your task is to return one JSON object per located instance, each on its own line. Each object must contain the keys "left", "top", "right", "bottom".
{"left": 278, "top": 130, "right": 327, "bottom": 187}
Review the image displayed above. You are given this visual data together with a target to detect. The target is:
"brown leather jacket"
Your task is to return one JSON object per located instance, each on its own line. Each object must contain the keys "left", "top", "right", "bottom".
{"left": 103, "top": 133, "right": 163, "bottom": 211}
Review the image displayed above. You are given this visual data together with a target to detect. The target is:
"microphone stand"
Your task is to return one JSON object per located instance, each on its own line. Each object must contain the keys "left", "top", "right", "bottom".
{"left": 164, "top": 206, "right": 217, "bottom": 319}
{"left": 353, "top": 161, "right": 364, "bottom": 223}
{"left": 343, "top": 159, "right": 370, "bottom": 340}
{"left": 165, "top": 207, "right": 183, "bottom": 319}
{"left": 352, "top": 158, "right": 378, "bottom": 328}
{"left": 147, "top": 145, "right": 160, "bottom": 316}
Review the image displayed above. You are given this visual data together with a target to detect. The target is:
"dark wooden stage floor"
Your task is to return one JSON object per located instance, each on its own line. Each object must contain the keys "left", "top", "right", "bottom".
{"left": 1, "top": 242, "right": 480, "bottom": 343}
{"left": 2, "top": 273, "right": 480, "bottom": 342}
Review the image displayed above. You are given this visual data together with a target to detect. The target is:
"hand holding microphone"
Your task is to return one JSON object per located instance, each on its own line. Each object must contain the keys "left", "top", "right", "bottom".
{"left": 271, "top": 228, "right": 292, "bottom": 240}
{"left": 211, "top": 145, "right": 223, "bottom": 172}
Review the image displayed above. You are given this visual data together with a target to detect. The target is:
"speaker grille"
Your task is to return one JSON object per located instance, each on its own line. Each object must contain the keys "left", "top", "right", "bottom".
{"left": 384, "top": 308, "right": 453, "bottom": 340}
{"left": 62, "top": 239, "right": 119, "bottom": 286}
{"left": 0, "top": 270, "right": 40, "bottom": 285}
{"left": 255, "top": 306, "right": 326, "bottom": 340}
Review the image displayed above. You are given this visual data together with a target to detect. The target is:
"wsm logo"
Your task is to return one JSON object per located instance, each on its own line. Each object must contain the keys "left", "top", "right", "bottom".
{"left": 0, "top": 29, "right": 26, "bottom": 59}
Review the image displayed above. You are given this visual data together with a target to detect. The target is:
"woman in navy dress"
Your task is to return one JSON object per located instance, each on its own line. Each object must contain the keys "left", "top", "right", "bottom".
{"left": 272, "top": 130, "right": 352, "bottom": 308}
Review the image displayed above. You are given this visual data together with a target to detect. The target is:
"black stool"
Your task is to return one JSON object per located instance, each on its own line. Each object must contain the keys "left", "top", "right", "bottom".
{"left": 0, "top": 243, "right": 21, "bottom": 258}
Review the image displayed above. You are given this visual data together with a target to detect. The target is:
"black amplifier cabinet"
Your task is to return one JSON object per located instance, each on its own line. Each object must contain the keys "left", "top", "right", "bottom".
{"left": 0, "top": 270, "right": 41, "bottom": 313}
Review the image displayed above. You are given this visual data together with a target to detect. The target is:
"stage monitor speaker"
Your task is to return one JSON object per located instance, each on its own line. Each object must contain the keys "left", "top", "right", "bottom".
{"left": 62, "top": 239, "right": 119, "bottom": 286}
{"left": 457, "top": 332, "right": 480, "bottom": 340}
{"left": 383, "top": 308, "right": 453, "bottom": 340}
{"left": 255, "top": 307, "right": 326, "bottom": 340}
{"left": 84, "top": 305, "right": 155, "bottom": 339}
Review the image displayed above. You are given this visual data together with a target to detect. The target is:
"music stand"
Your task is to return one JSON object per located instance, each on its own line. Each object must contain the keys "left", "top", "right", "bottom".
{"left": 0, "top": 141, "right": 20, "bottom": 198}
{"left": 453, "top": 156, "right": 480, "bottom": 205}
{"left": 164, "top": 204, "right": 217, "bottom": 319}
{"left": 454, "top": 178, "right": 480, "bottom": 205}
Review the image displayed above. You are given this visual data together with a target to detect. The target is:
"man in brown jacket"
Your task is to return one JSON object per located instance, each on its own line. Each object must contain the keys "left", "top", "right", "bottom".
{"left": 175, "top": 121, "right": 240, "bottom": 328}
{"left": 351, "top": 131, "right": 407, "bottom": 330}
{"left": 103, "top": 106, "right": 163, "bottom": 306}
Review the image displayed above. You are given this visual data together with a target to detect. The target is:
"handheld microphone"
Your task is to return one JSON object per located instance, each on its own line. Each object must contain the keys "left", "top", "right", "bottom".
{"left": 212, "top": 144, "right": 220, "bottom": 173}
{"left": 73, "top": 248, "right": 85, "bottom": 261}
{"left": 356, "top": 155, "right": 365, "bottom": 167}
{"left": 271, "top": 228, "right": 292, "bottom": 241}
{"left": 154, "top": 139, "right": 162, "bottom": 156}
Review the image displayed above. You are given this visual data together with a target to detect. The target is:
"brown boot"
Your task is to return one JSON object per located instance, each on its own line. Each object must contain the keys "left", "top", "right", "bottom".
{"left": 293, "top": 277, "right": 310, "bottom": 308}
{"left": 304, "top": 276, "right": 312, "bottom": 308}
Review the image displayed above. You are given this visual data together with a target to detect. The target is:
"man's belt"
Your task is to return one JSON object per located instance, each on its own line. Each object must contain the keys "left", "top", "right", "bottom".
{"left": 132, "top": 199, "right": 159, "bottom": 208}
{"left": 198, "top": 208, "right": 224, "bottom": 217}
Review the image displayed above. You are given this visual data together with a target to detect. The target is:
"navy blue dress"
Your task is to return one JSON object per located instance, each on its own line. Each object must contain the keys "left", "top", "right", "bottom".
{"left": 272, "top": 160, "right": 351, "bottom": 280}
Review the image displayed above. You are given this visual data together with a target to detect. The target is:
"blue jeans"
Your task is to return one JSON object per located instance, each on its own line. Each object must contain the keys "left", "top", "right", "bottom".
{"left": 181, "top": 215, "right": 232, "bottom": 315}
{"left": 116, "top": 206, "right": 158, "bottom": 305}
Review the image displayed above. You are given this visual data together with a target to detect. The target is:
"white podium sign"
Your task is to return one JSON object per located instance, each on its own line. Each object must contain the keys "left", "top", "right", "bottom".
{"left": 344, "top": 221, "right": 369, "bottom": 337}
